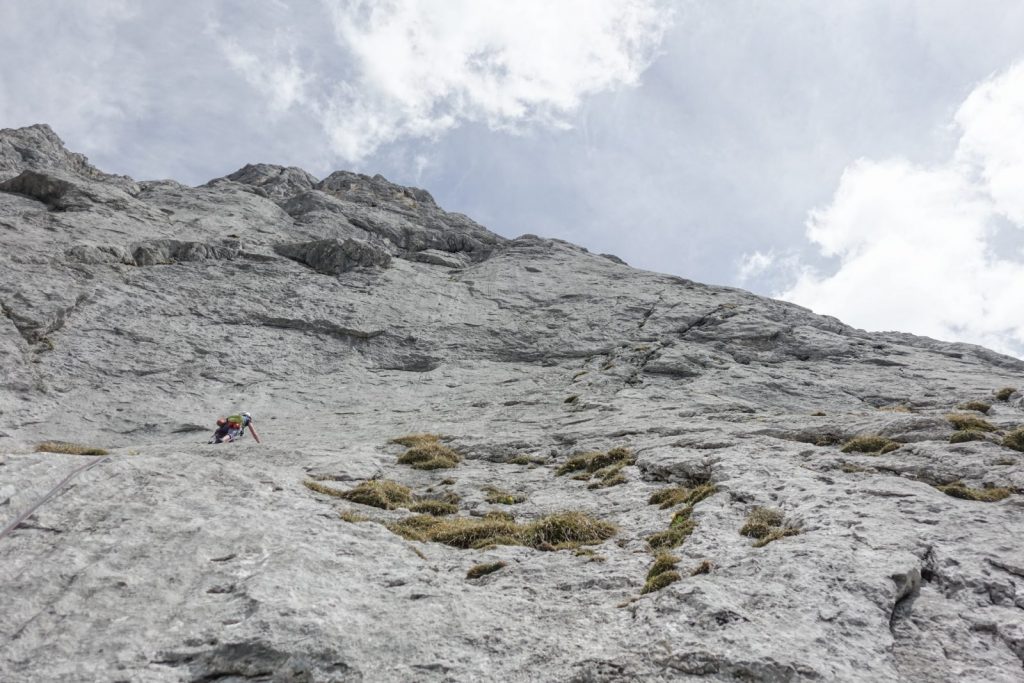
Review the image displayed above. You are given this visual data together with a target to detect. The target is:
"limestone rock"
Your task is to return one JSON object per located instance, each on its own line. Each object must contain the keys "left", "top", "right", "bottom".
{"left": 1, "top": 123, "right": 1023, "bottom": 683}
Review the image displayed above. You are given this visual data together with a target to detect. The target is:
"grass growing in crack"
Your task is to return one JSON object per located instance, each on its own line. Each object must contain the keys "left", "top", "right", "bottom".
{"left": 840, "top": 435, "right": 900, "bottom": 455}
{"left": 740, "top": 507, "right": 800, "bottom": 548}
{"left": 950, "top": 430, "right": 988, "bottom": 444}
{"left": 556, "top": 447, "right": 634, "bottom": 476}
{"left": 946, "top": 413, "right": 996, "bottom": 432}
{"left": 334, "top": 480, "right": 412, "bottom": 509}
{"left": 958, "top": 401, "right": 991, "bottom": 414}
{"left": 35, "top": 441, "right": 108, "bottom": 456}
{"left": 642, "top": 571, "right": 681, "bottom": 594}
{"left": 484, "top": 486, "right": 526, "bottom": 505}
{"left": 397, "top": 441, "right": 461, "bottom": 470}
{"left": 390, "top": 433, "right": 442, "bottom": 447}
{"left": 648, "top": 483, "right": 717, "bottom": 510}
{"left": 1003, "top": 428, "right": 1024, "bottom": 453}
{"left": 466, "top": 561, "right": 507, "bottom": 579}
{"left": 586, "top": 461, "right": 630, "bottom": 489}
{"left": 409, "top": 500, "right": 458, "bottom": 516}
{"left": 340, "top": 510, "right": 369, "bottom": 523}
{"left": 995, "top": 387, "right": 1016, "bottom": 401}
{"left": 935, "top": 482, "right": 1013, "bottom": 502}
{"left": 878, "top": 404, "right": 912, "bottom": 413}
{"left": 645, "top": 552, "right": 680, "bottom": 581}
{"left": 387, "top": 511, "right": 616, "bottom": 551}
{"left": 690, "top": 560, "right": 713, "bottom": 576}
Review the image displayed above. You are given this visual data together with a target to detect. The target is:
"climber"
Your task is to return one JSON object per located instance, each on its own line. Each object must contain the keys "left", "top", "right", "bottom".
{"left": 209, "top": 412, "right": 262, "bottom": 444}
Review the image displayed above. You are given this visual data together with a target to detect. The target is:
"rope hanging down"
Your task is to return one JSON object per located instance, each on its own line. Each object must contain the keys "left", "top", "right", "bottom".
{"left": 0, "top": 456, "right": 110, "bottom": 542}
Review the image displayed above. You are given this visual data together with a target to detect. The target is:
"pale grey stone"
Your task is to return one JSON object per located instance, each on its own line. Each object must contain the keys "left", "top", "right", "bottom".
{"left": 1, "top": 123, "right": 1023, "bottom": 683}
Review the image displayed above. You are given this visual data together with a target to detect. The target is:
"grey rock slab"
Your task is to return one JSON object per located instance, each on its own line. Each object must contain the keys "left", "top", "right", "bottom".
{"left": 1, "top": 123, "right": 1023, "bottom": 682}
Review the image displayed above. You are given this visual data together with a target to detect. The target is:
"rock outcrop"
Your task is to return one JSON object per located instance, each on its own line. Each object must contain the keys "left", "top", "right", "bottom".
{"left": 1, "top": 124, "right": 1022, "bottom": 682}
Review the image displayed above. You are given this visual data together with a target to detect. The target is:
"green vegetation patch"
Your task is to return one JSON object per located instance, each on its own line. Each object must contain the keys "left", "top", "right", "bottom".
{"left": 339, "top": 510, "right": 369, "bottom": 523}
{"left": 336, "top": 480, "right": 413, "bottom": 509}
{"left": 1002, "top": 428, "right": 1024, "bottom": 453}
{"left": 483, "top": 486, "right": 526, "bottom": 505}
{"left": 740, "top": 507, "right": 800, "bottom": 548}
{"left": 409, "top": 500, "right": 459, "bottom": 516}
{"left": 946, "top": 413, "right": 996, "bottom": 432}
{"left": 397, "top": 441, "right": 462, "bottom": 470}
{"left": 641, "top": 570, "right": 681, "bottom": 595}
{"left": 466, "top": 561, "right": 507, "bottom": 580}
{"left": 648, "top": 483, "right": 717, "bottom": 509}
{"left": 936, "top": 482, "right": 1013, "bottom": 502}
{"left": 647, "top": 517, "right": 696, "bottom": 551}
{"left": 645, "top": 552, "right": 680, "bottom": 582}
{"left": 957, "top": 401, "right": 991, "bottom": 414}
{"left": 556, "top": 447, "right": 634, "bottom": 476}
{"left": 995, "top": 387, "right": 1016, "bottom": 401}
{"left": 35, "top": 441, "right": 108, "bottom": 456}
{"left": 950, "top": 430, "right": 988, "bottom": 444}
{"left": 390, "top": 433, "right": 443, "bottom": 448}
{"left": 690, "top": 560, "right": 713, "bottom": 576}
{"left": 840, "top": 435, "right": 900, "bottom": 455}
{"left": 387, "top": 511, "right": 617, "bottom": 551}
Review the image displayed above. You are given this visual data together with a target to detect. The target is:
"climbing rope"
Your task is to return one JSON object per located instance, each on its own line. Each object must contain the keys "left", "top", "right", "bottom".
{"left": 0, "top": 456, "right": 110, "bottom": 541}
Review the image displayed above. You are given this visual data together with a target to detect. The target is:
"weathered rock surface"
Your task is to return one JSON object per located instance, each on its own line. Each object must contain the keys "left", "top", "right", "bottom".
{"left": 1, "top": 124, "right": 1022, "bottom": 682}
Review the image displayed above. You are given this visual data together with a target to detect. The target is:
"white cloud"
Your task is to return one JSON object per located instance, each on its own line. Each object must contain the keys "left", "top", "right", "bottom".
{"left": 215, "top": 0, "right": 675, "bottom": 160}
{"left": 770, "top": 61, "right": 1024, "bottom": 356}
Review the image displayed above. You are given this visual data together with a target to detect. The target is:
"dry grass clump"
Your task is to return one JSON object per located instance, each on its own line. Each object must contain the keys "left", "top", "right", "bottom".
{"left": 586, "top": 461, "right": 630, "bottom": 489}
{"left": 390, "top": 433, "right": 442, "bottom": 447}
{"left": 483, "top": 486, "right": 526, "bottom": 505}
{"left": 556, "top": 447, "right": 634, "bottom": 476}
{"left": 339, "top": 510, "right": 369, "bottom": 523}
{"left": 740, "top": 507, "right": 800, "bottom": 548}
{"left": 337, "top": 480, "right": 412, "bottom": 509}
{"left": 1002, "top": 428, "right": 1024, "bottom": 453}
{"left": 995, "top": 387, "right": 1016, "bottom": 401}
{"left": 690, "top": 560, "right": 713, "bottom": 576}
{"left": 397, "top": 441, "right": 462, "bottom": 470}
{"left": 878, "top": 404, "right": 912, "bottom": 413}
{"left": 950, "top": 430, "right": 988, "bottom": 444}
{"left": 946, "top": 413, "right": 996, "bottom": 432}
{"left": 387, "top": 511, "right": 616, "bottom": 551}
{"left": 936, "top": 482, "right": 1013, "bottom": 502}
{"left": 647, "top": 513, "right": 696, "bottom": 551}
{"left": 304, "top": 480, "right": 347, "bottom": 498}
{"left": 958, "top": 401, "right": 991, "bottom": 414}
{"left": 466, "top": 561, "right": 507, "bottom": 579}
{"left": 840, "top": 435, "right": 900, "bottom": 455}
{"left": 641, "top": 552, "right": 680, "bottom": 594}
{"left": 509, "top": 454, "right": 545, "bottom": 466}
{"left": 409, "top": 499, "right": 458, "bottom": 516}
{"left": 35, "top": 441, "right": 108, "bottom": 456}
{"left": 648, "top": 483, "right": 717, "bottom": 510}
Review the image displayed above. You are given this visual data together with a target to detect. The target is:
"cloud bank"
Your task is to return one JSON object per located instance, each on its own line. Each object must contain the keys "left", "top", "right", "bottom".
{"left": 745, "top": 61, "right": 1024, "bottom": 357}
{"left": 215, "top": 0, "right": 675, "bottom": 161}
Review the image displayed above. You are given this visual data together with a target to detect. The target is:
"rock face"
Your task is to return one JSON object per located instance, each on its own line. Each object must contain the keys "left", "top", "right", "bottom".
{"left": 1, "top": 124, "right": 1023, "bottom": 682}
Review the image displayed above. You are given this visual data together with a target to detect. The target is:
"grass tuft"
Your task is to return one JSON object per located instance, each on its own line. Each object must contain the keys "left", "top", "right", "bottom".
{"left": 641, "top": 570, "right": 681, "bottom": 595}
{"left": 946, "top": 413, "right": 996, "bottom": 432}
{"left": 958, "top": 401, "right": 991, "bottom": 414}
{"left": 304, "top": 480, "right": 346, "bottom": 498}
{"left": 690, "top": 560, "right": 713, "bottom": 576}
{"left": 390, "top": 433, "right": 442, "bottom": 447}
{"left": 647, "top": 518, "right": 696, "bottom": 550}
{"left": 339, "top": 510, "right": 369, "bottom": 523}
{"left": 466, "top": 561, "right": 507, "bottom": 580}
{"left": 995, "top": 387, "right": 1016, "bottom": 401}
{"left": 386, "top": 510, "right": 616, "bottom": 550}
{"left": 1002, "top": 428, "right": 1024, "bottom": 453}
{"left": 936, "top": 481, "right": 1013, "bottom": 502}
{"left": 740, "top": 507, "right": 800, "bottom": 547}
{"left": 950, "top": 429, "right": 988, "bottom": 444}
{"left": 409, "top": 499, "right": 459, "bottom": 516}
{"left": 645, "top": 552, "right": 680, "bottom": 581}
{"left": 336, "top": 480, "right": 412, "bottom": 509}
{"left": 397, "top": 441, "right": 461, "bottom": 470}
{"left": 35, "top": 441, "right": 108, "bottom": 456}
{"left": 556, "top": 447, "right": 634, "bottom": 476}
{"left": 840, "top": 435, "right": 900, "bottom": 455}
{"left": 483, "top": 486, "right": 526, "bottom": 505}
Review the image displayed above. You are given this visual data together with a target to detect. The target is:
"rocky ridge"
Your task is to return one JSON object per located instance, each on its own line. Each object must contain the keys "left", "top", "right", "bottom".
{"left": 1, "top": 124, "right": 1023, "bottom": 682}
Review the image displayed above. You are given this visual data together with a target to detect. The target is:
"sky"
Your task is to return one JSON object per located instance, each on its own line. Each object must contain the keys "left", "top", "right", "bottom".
{"left": 2, "top": 1, "right": 1024, "bottom": 356}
